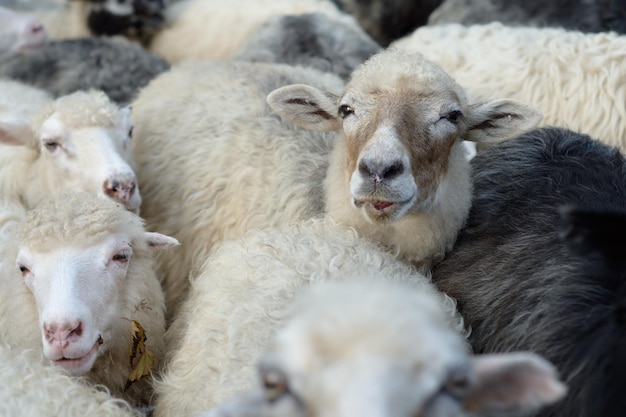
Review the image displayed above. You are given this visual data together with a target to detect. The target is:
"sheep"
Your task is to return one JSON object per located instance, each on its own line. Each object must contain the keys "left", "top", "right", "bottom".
{"left": 432, "top": 127, "right": 626, "bottom": 417}
{"left": 232, "top": 12, "right": 380, "bottom": 80}
{"left": 0, "top": 37, "right": 170, "bottom": 105}
{"left": 391, "top": 23, "right": 626, "bottom": 152}
{"left": 0, "top": 193, "right": 179, "bottom": 406}
{"left": 428, "top": 0, "right": 626, "bottom": 33}
{"left": 0, "top": 345, "right": 140, "bottom": 417}
{"left": 0, "top": 82, "right": 142, "bottom": 210}
{"left": 329, "top": 0, "right": 443, "bottom": 45}
{"left": 0, "top": 5, "right": 47, "bottom": 61}
{"left": 148, "top": 0, "right": 370, "bottom": 64}
{"left": 153, "top": 217, "right": 473, "bottom": 417}
{"left": 11, "top": 0, "right": 166, "bottom": 45}
{"left": 131, "top": 49, "right": 541, "bottom": 317}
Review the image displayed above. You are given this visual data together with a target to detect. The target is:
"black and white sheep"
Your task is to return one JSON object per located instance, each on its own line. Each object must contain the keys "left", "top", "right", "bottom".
{"left": 0, "top": 36, "right": 169, "bottom": 105}
{"left": 432, "top": 127, "right": 626, "bottom": 417}
{"left": 131, "top": 49, "right": 541, "bottom": 317}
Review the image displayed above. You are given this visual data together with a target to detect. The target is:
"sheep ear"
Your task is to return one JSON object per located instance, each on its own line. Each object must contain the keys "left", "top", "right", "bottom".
{"left": 465, "top": 99, "right": 543, "bottom": 144}
{"left": 462, "top": 352, "right": 566, "bottom": 414}
{"left": 0, "top": 120, "right": 35, "bottom": 147}
{"left": 267, "top": 84, "right": 342, "bottom": 132}
{"left": 144, "top": 232, "right": 180, "bottom": 250}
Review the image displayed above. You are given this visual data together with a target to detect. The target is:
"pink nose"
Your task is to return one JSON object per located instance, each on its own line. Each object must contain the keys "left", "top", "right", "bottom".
{"left": 44, "top": 320, "right": 83, "bottom": 349}
{"left": 103, "top": 178, "right": 136, "bottom": 206}
{"left": 29, "top": 22, "right": 45, "bottom": 35}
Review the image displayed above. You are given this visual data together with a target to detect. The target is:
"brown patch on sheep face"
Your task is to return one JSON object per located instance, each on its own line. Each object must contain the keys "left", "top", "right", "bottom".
{"left": 342, "top": 87, "right": 464, "bottom": 211}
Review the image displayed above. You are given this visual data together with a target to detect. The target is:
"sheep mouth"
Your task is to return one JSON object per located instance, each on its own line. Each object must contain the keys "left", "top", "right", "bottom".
{"left": 55, "top": 335, "right": 103, "bottom": 374}
{"left": 354, "top": 199, "right": 407, "bottom": 223}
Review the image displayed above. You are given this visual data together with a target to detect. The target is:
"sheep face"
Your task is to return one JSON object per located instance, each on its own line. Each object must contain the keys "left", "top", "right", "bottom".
{"left": 85, "top": 0, "right": 165, "bottom": 44}
{"left": 14, "top": 194, "right": 178, "bottom": 376}
{"left": 0, "top": 91, "right": 141, "bottom": 212}
{"left": 0, "top": 7, "right": 47, "bottom": 61}
{"left": 205, "top": 281, "right": 566, "bottom": 417}
{"left": 268, "top": 49, "right": 542, "bottom": 225}
{"left": 38, "top": 109, "right": 141, "bottom": 212}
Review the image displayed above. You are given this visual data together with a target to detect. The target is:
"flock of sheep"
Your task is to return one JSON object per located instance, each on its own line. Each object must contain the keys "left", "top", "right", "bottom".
{"left": 0, "top": 1, "right": 625, "bottom": 417}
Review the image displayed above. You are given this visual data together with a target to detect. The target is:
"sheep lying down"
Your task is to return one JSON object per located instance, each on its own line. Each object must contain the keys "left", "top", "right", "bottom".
{"left": 200, "top": 279, "right": 567, "bottom": 417}
{"left": 0, "top": 193, "right": 179, "bottom": 406}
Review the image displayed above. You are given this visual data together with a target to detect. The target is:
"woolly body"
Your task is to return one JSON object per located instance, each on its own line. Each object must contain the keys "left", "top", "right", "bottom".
{"left": 392, "top": 23, "right": 626, "bottom": 151}
{"left": 153, "top": 217, "right": 465, "bottom": 417}
{"left": 0, "top": 345, "right": 139, "bottom": 417}
{"left": 0, "top": 37, "right": 169, "bottom": 105}
{"left": 149, "top": 0, "right": 361, "bottom": 63}
{"left": 433, "top": 127, "right": 626, "bottom": 417}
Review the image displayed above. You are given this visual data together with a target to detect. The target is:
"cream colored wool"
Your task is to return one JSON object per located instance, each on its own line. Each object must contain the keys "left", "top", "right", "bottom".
{"left": 131, "top": 60, "right": 345, "bottom": 317}
{"left": 0, "top": 345, "right": 140, "bottom": 417}
{"left": 392, "top": 22, "right": 626, "bottom": 151}
{"left": 0, "top": 194, "right": 168, "bottom": 405}
{"left": 132, "top": 50, "right": 540, "bottom": 319}
{"left": 153, "top": 217, "right": 464, "bottom": 417}
{"left": 149, "top": 0, "right": 359, "bottom": 63}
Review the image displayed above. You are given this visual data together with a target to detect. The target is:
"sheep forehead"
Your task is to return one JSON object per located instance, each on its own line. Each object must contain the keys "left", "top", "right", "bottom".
{"left": 347, "top": 49, "right": 467, "bottom": 105}
{"left": 17, "top": 194, "right": 144, "bottom": 253}
{"left": 273, "top": 281, "right": 466, "bottom": 381}
{"left": 32, "top": 90, "right": 127, "bottom": 139}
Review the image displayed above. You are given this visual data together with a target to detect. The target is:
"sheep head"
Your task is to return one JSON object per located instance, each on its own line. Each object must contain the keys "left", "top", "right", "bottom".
{"left": 202, "top": 280, "right": 566, "bottom": 417}
{"left": 0, "top": 90, "right": 142, "bottom": 212}
{"left": 14, "top": 193, "right": 178, "bottom": 376}
{"left": 268, "top": 49, "right": 542, "bottom": 225}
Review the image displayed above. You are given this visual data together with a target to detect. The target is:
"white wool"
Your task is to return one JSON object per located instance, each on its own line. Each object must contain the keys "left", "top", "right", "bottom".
{"left": 149, "top": 0, "right": 357, "bottom": 63}
{"left": 0, "top": 345, "right": 139, "bottom": 417}
{"left": 392, "top": 22, "right": 626, "bottom": 151}
{"left": 153, "top": 217, "right": 464, "bottom": 417}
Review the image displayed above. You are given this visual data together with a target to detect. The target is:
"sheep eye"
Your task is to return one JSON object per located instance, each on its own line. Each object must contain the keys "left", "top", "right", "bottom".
{"left": 443, "top": 110, "right": 463, "bottom": 124}
{"left": 43, "top": 141, "right": 59, "bottom": 152}
{"left": 338, "top": 104, "right": 354, "bottom": 118}
{"left": 443, "top": 367, "right": 471, "bottom": 400}
{"left": 17, "top": 264, "right": 29, "bottom": 275}
{"left": 261, "top": 369, "right": 288, "bottom": 401}
{"left": 112, "top": 252, "right": 129, "bottom": 263}
{"left": 128, "top": 126, "right": 134, "bottom": 139}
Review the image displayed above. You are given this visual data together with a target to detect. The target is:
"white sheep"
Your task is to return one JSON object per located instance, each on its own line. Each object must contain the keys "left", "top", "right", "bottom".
{"left": 0, "top": 81, "right": 142, "bottom": 211}
{"left": 0, "top": 5, "right": 47, "bottom": 61}
{"left": 391, "top": 22, "right": 626, "bottom": 151}
{"left": 0, "top": 345, "right": 139, "bottom": 417}
{"left": 0, "top": 193, "right": 179, "bottom": 405}
{"left": 152, "top": 217, "right": 467, "bottom": 417}
{"left": 148, "top": 0, "right": 368, "bottom": 63}
{"left": 131, "top": 49, "right": 541, "bottom": 317}
{"left": 199, "top": 279, "right": 567, "bottom": 417}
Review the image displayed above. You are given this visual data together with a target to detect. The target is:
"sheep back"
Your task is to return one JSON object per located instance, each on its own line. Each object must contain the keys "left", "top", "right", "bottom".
{"left": 131, "top": 60, "right": 345, "bottom": 317}
{"left": 432, "top": 127, "right": 626, "bottom": 417}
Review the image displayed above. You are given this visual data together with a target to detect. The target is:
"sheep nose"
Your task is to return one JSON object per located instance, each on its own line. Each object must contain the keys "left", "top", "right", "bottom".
{"left": 29, "top": 22, "right": 45, "bottom": 35}
{"left": 103, "top": 178, "right": 137, "bottom": 206}
{"left": 358, "top": 159, "right": 405, "bottom": 182}
{"left": 44, "top": 320, "right": 83, "bottom": 348}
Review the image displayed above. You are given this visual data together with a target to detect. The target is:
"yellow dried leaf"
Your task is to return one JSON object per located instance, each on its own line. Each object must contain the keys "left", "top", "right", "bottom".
{"left": 125, "top": 350, "right": 154, "bottom": 391}
{"left": 128, "top": 319, "right": 147, "bottom": 367}
{"left": 124, "top": 319, "right": 154, "bottom": 391}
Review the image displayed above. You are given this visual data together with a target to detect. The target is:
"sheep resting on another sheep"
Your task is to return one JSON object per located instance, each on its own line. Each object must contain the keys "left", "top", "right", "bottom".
{"left": 153, "top": 217, "right": 467, "bottom": 417}
{"left": 131, "top": 49, "right": 542, "bottom": 318}
{"left": 0, "top": 193, "right": 179, "bottom": 405}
